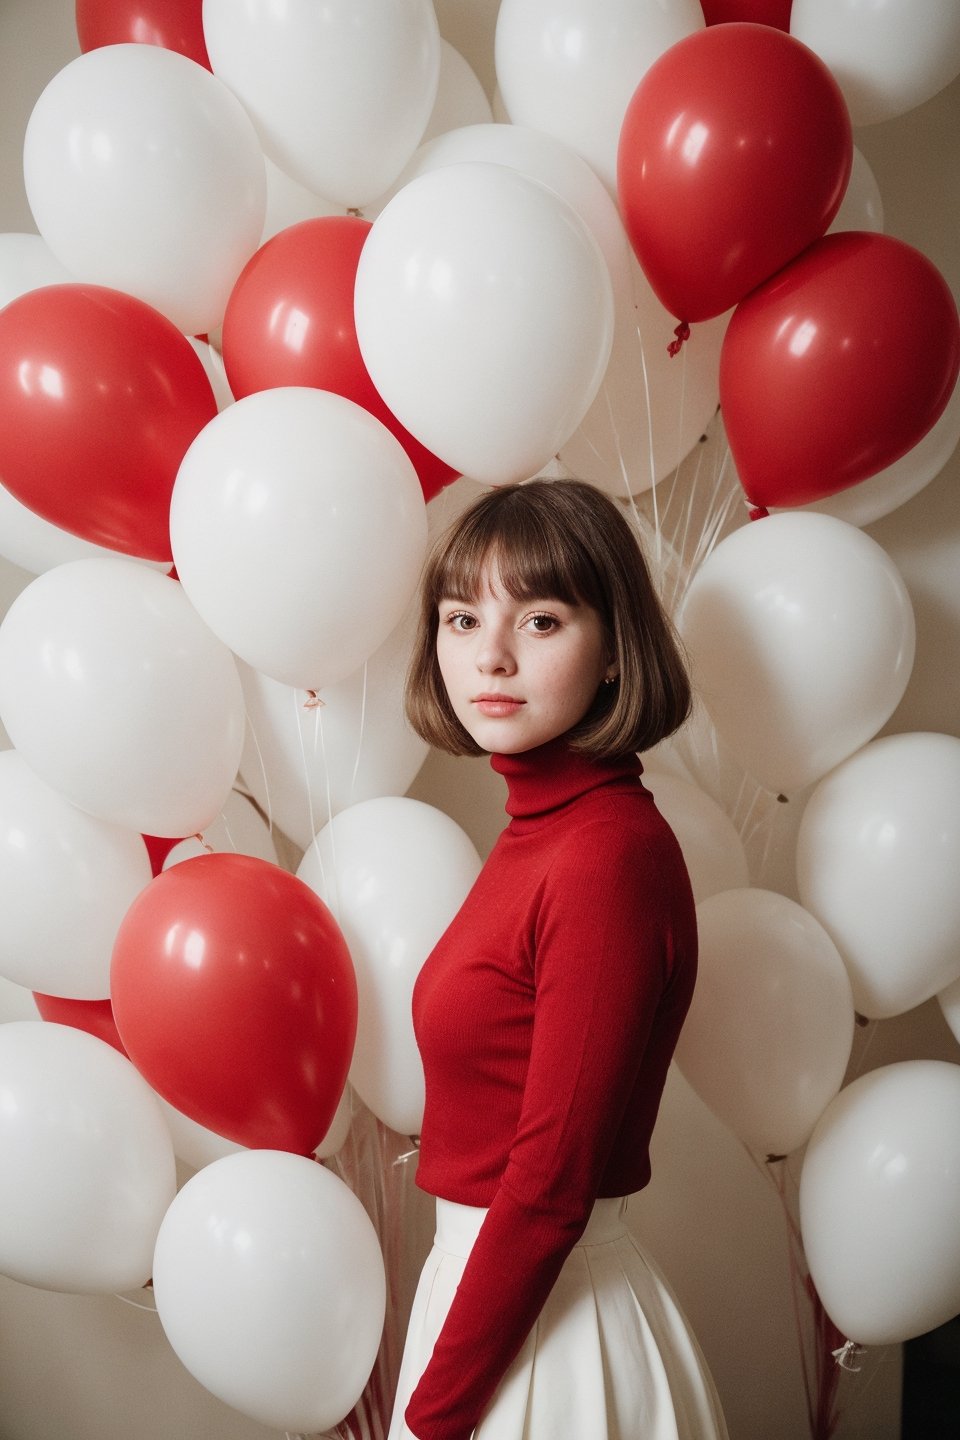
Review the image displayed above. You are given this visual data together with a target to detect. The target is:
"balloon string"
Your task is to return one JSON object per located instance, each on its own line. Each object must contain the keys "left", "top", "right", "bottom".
{"left": 311, "top": 696, "right": 343, "bottom": 919}
{"left": 296, "top": 687, "right": 322, "bottom": 854}
{"left": 746, "top": 1144, "right": 850, "bottom": 1439}
{"left": 113, "top": 1291, "right": 158, "bottom": 1313}
{"left": 350, "top": 660, "right": 369, "bottom": 799}
{"left": 218, "top": 795, "right": 241, "bottom": 854}
{"left": 667, "top": 320, "right": 690, "bottom": 356}
{"left": 635, "top": 318, "right": 662, "bottom": 571}
{"left": 315, "top": 700, "right": 337, "bottom": 837}
{"left": 663, "top": 434, "right": 707, "bottom": 616}
{"left": 599, "top": 381, "right": 632, "bottom": 503}
{"left": 674, "top": 331, "right": 689, "bottom": 487}
{"left": 666, "top": 433, "right": 740, "bottom": 616}
{"left": 238, "top": 707, "right": 276, "bottom": 839}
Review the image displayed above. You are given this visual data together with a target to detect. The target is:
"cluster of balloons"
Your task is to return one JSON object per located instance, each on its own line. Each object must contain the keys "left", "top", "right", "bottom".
{"left": 661, "top": 510, "right": 960, "bottom": 1349}
{"left": 616, "top": 19, "right": 960, "bottom": 511}
{"left": 0, "top": 0, "right": 958, "bottom": 1429}
{"left": 643, "top": 740, "right": 960, "bottom": 1356}
{"left": 606, "top": 9, "right": 960, "bottom": 1362}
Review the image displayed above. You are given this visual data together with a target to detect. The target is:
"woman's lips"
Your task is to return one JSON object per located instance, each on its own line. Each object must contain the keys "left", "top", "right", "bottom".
{"left": 472, "top": 694, "right": 526, "bottom": 716}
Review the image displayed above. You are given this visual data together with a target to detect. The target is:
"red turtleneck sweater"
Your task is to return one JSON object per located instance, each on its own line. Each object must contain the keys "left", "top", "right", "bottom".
{"left": 404, "top": 740, "right": 698, "bottom": 1440}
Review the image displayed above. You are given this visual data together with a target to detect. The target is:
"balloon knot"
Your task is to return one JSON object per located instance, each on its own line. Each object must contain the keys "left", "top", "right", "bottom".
{"left": 303, "top": 690, "right": 325, "bottom": 709}
{"left": 667, "top": 321, "right": 691, "bottom": 357}
{"left": 748, "top": 505, "right": 770, "bottom": 521}
{"left": 193, "top": 832, "right": 214, "bottom": 854}
{"left": 765, "top": 1153, "right": 787, "bottom": 1164}
{"left": 832, "top": 1340, "right": 866, "bottom": 1372}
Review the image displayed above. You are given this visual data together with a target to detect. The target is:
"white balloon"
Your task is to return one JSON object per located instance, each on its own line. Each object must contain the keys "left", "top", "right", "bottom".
{"left": 355, "top": 162, "right": 614, "bottom": 485}
{"left": 314, "top": 1080, "right": 355, "bottom": 1159}
{"left": 558, "top": 257, "right": 725, "bottom": 497}
{"left": 641, "top": 770, "right": 748, "bottom": 904}
{"left": 0, "top": 751, "right": 152, "bottom": 998}
{"left": 156, "top": 1096, "right": 244, "bottom": 1172}
{"left": 421, "top": 40, "right": 494, "bottom": 145}
{"left": 162, "top": 789, "right": 278, "bottom": 869}
{"left": 796, "top": 731, "right": 960, "bottom": 1020}
{"left": 0, "top": 558, "right": 245, "bottom": 837}
{"left": 0, "top": 1020, "right": 175, "bottom": 1293}
{"left": 494, "top": 0, "right": 704, "bottom": 192}
{"left": 786, "top": 374, "right": 960, "bottom": 528}
{"left": 827, "top": 146, "right": 884, "bottom": 237}
{"left": 678, "top": 513, "right": 915, "bottom": 796}
{"left": 153, "top": 1149, "right": 385, "bottom": 1432}
{"left": 376, "top": 121, "right": 633, "bottom": 302}
{"left": 239, "top": 616, "right": 428, "bottom": 852}
{"left": 0, "top": 977, "right": 40, "bottom": 1023}
{"left": 0, "top": 231, "right": 72, "bottom": 309}
{"left": 674, "top": 889, "right": 854, "bottom": 1157}
{"left": 791, "top": 0, "right": 960, "bottom": 126}
{"left": 298, "top": 797, "right": 482, "bottom": 1135}
{"left": 203, "top": 0, "right": 440, "bottom": 208}
{"left": 23, "top": 44, "right": 266, "bottom": 335}
{"left": 799, "top": 1060, "right": 960, "bottom": 1345}
{"left": 170, "top": 387, "right": 428, "bottom": 690}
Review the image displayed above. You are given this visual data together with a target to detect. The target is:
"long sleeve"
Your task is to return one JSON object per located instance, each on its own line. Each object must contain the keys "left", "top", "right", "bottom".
{"left": 404, "top": 816, "right": 697, "bottom": 1440}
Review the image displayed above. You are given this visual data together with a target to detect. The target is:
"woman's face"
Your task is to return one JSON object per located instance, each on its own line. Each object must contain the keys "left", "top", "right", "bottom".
{"left": 435, "top": 556, "right": 614, "bottom": 755}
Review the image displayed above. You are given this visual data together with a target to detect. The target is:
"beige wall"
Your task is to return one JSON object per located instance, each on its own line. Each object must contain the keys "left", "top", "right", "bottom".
{"left": 0, "top": 3, "right": 957, "bottom": 1438}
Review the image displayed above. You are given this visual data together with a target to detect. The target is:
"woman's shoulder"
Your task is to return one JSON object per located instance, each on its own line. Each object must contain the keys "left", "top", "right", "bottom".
{"left": 547, "top": 789, "right": 689, "bottom": 888}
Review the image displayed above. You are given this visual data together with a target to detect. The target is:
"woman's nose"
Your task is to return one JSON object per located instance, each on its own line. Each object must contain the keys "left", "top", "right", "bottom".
{"left": 476, "top": 627, "right": 516, "bottom": 674}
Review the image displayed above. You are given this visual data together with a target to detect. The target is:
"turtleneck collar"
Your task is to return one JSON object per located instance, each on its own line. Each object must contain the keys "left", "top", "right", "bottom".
{"left": 490, "top": 738, "right": 643, "bottom": 828}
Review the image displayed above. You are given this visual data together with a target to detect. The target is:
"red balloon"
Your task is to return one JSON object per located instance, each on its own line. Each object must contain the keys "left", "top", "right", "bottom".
{"left": 75, "top": 0, "right": 210, "bottom": 69}
{"left": 33, "top": 994, "right": 128, "bottom": 1055}
{"left": 700, "top": 0, "right": 791, "bottom": 28}
{"left": 617, "top": 23, "right": 851, "bottom": 323}
{"left": 111, "top": 853, "right": 357, "bottom": 1154}
{"left": 0, "top": 284, "right": 217, "bottom": 561}
{"left": 719, "top": 231, "right": 960, "bottom": 509}
{"left": 221, "top": 216, "right": 459, "bottom": 503}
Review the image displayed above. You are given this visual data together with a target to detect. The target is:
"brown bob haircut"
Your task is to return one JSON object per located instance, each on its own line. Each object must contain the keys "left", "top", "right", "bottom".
{"left": 405, "top": 478, "right": 691, "bottom": 759}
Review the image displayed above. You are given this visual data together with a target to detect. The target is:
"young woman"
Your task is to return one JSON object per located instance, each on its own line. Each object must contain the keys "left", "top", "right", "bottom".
{"left": 389, "top": 479, "right": 727, "bottom": 1440}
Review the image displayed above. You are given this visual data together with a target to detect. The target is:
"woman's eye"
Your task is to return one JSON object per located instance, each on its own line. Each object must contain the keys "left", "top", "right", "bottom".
{"left": 445, "top": 611, "right": 477, "bottom": 631}
{"left": 527, "top": 613, "right": 558, "bottom": 633}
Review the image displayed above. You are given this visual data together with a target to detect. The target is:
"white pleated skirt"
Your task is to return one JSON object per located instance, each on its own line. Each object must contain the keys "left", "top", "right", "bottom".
{"left": 387, "top": 1197, "right": 728, "bottom": 1440}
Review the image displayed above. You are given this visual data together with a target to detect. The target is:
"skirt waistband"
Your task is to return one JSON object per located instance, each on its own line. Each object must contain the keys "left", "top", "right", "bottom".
{"left": 434, "top": 1195, "right": 629, "bottom": 1260}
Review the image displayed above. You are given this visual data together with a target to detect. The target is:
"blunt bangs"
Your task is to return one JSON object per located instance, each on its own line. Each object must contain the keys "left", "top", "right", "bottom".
{"left": 429, "top": 487, "right": 609, "bottom": 620}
